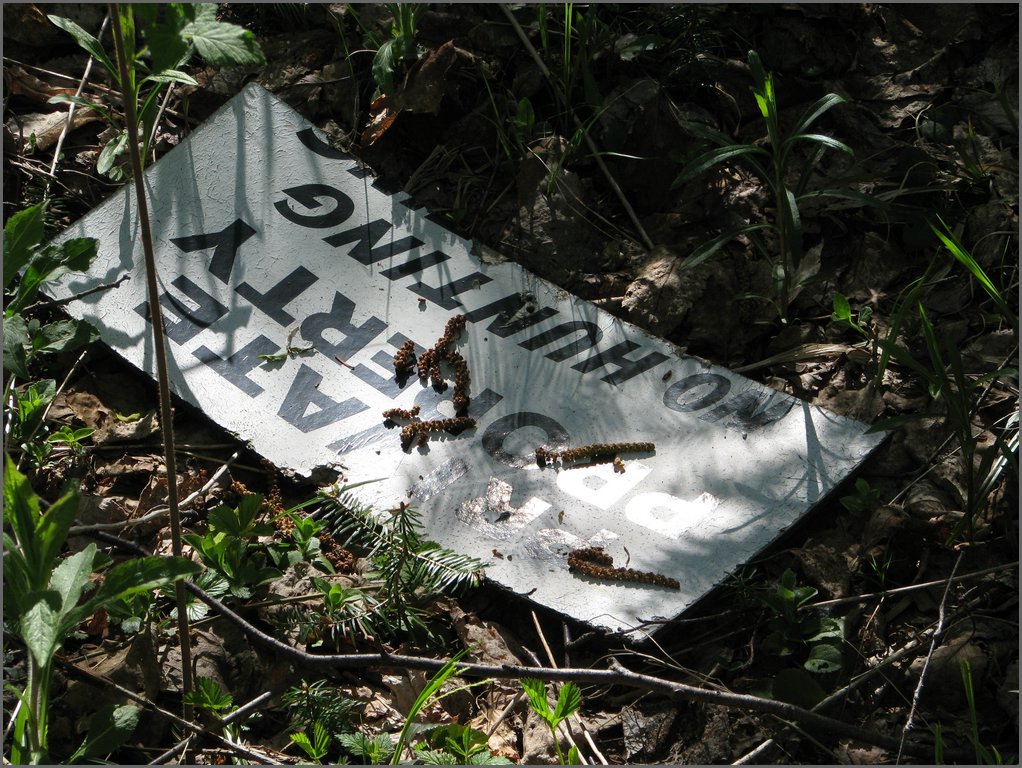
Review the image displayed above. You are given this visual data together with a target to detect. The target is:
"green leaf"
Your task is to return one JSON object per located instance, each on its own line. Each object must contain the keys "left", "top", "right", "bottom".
{"left": 47, "top": 15, "right": 118, "bottom": 82}
{"left": 22, "top": 590, "right": 63, "bottom": 668}
{"left": 80, "top": 556, "right": 199, "bottom": 618}
{"left": 8, "top": 237, "right": 99, "bottom": 315}
{"left": 521, "top": 678, "right": 552, "bottom": 721}
{"left": 74, "top": 703, "right": 140, "bottom": 759}
{"left": 803, "top": 641, "right": 843, "bottom": 674}
{"left": 46, "top": 93, "right": 114, "bottom": 123}
{"left": 31, "top": 318, "right": 100, "bottom": 356}
{"left": 791, "top": 93, "right": 846, "bottom": 138}
{"left": 772, "top": 667, "right": 826, "bottom": 707}
{"left": 552, "top": 681, "right": 581, "bottom": 724}
{"left": 672, "top": 144, "right": 769, "bottom": 187}
{"left": 97, "top": 130, "right": 129, "bottom": 176}
{"left": 3, "top": 315, "right": 31, "bottom": 379}
{"left": 144, "top": 69, "right": 200, "bottom": 86}
{"left": 373, "top": 39, "right": 398, "bottom": 94}
{"left": 139, "top": 3, "right": 193, "bottom": 72}
{"left": 832, "top": 293, "right": 852, "bottom": 322}
{"left": 184, "top": 17, "right": 266, "bottom": 67}
{"left": 3, "top": 202, "right": 46, "bottom": 290}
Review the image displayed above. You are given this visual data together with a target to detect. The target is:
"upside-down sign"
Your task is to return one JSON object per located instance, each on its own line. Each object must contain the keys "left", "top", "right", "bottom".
{"left": 50, "top": 84, "right": 884, "bottom": 634}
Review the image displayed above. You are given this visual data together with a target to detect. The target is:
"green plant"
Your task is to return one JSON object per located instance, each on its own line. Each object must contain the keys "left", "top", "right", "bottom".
{"left": 672, "top": 50, "right": 854, "bottom": 320}
{"left": 390, "top": 648, "right": 496, "bottom": 764}
{"left": 339, "top": 731, "right": 395, "bottom": 764}
{"left": 282, "top": 679, "right": 362, "bottom": 734}
{"left": 960, "top": 659, "right": 1006, "bottom": 764}
{"left": 312, "top": 490, "right": 486, "bottom": 640}
{"left": 64, "top": 703, "right": 142, "bottom": 763}
{"left": 839, "top": 477, "right": 882, "bottom": 515}
{"left": 183, "top": 493, "right": 282, "bottom": 598}
{"left": 3, "top": 454, "right": 198, "bottom": 764}
{"left": 3, "top": 203, "right": 100, "bottom": 461}
{"left": 412, "top": 723, "right": 513, "bottom": 765}
{"left": 184, "top": 677, "right": 246, "bottom": 753}
{"left": 355, "top": 3, "right": 425, "bottom": 95}
{"left": 760, "top": 569, "right": 844, "bottom": 676}
{"left": 290, "top": 720, "right": 333, "bottom": 764}
{"left": 873, "top": 302, "right": 1018, "bottom": 543}
{"left": 521, "top": 678, "right": 582, "bottom": 765}
{"left": 49, "top": 4, "right": 265, "bottom": 178}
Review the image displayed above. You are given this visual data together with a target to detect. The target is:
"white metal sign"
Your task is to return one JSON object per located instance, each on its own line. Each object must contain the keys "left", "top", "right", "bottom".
{"left": 51, "top": 84, "right": 884, "bottom": 633}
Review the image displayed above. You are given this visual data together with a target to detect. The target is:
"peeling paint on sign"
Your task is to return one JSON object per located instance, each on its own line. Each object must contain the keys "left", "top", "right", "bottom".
{"left": 49, "top": 84, "right": 885, "bottom": 634}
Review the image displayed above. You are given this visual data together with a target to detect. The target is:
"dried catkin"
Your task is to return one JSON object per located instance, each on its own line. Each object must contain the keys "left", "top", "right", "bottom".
{"left": 535, "top": 442, "right": 655, "bottom": 467}
{"left": 568, "top": 547, "right": 680, "bottom": 589}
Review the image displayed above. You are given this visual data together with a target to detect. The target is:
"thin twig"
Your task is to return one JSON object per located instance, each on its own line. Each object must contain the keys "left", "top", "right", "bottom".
{"left": 108, "top": 1, "right": 194, "bottom": 722}
{"left": 150, "top": 691, "right": 273, "bottom": 765}
{"left": 896, "top": 550, "right": 963, "bottom": 763}
{"left": 68, "top": 450, "right": 239, "bottom": 534}
{"left": 53, "top": 654, "right": 276, "bottom": 764}
{"left": 808, "top": 560, "right": 1018, "bottom": 609}
{"left": 24, "top": 272, "right": 131, "bottom": 313}
{"left": 46, "top": 13, "right": 110, "bottom": 197}
{"left": 498, "top": 4, "right": 655, "bottom": 252}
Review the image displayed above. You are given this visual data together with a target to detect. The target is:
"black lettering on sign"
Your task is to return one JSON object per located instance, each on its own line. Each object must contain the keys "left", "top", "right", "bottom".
{"left": 520, "top": 320, "right": 602, "bottom": 362}
{"left": 482, "top": 412, "right": 569, "bottom": 469}
{"left": 134, "top": 276, "right": 228, "bottom": 345}
{"left": 571, "top": 340, "right": 669, "bottom": 385}
{"left": 463, "top": 293, "right": 558, "bottom": 337}
{"left": 235, "top": 267, "right": 317, "bottom": 325}
{"left": 193, "top": 335, "right": 278, "bottom": 397}
{"left": 277, "top": 364, "right": 369, "bottom": 433}
{"left": 703, "top": 389, "right": 795, "bottom": 431}
{"left": 380, "top": 251, "right": 450, "bottom": 280}
{"left": 300, "top": 291, "right": 386, "bottom": 361}
{"left": 663, "top": 373, "right": 794, "bottom": 431}
{"left": 171, "top": 219, "right": 256, "bottom": 284}
{"left": 296, "top": 128, "right": 349, "bottom": 160}
{"left": 275, "top": 184, "right": 355, "bottom": 229}
{"left": 663, "top": 373, "right": 731, "bottom": 413}
{"left": 351, "top": 333, "right": 424, "bottom": 398}
{"left": 324, "top": 219, "right": 424, "bottom": 266}
{"left": 409, "top": 272, "right": 493, "bottom": 310}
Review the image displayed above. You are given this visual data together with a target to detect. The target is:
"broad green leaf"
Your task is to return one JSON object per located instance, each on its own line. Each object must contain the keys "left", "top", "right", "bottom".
{"left": 47, "top": 15, "right": 117, "bottom": 82}
{"left": 3, "top": 314, "right": 31, "bottom": 378}
{"left": 31, "top": 318, "right": 100, "bottom": 356}
{"left": 8, "top": 237, "right": 99, "bottom": 315}
{"left": 32, "top": 487, "right": 81, "bottom": 595}
{"left": 772, "top": 667, "right": 826, "bottom": 707}
{"left": 185, "top": 18, "right": 266, "bottom": 67}
{"left": 832, "top": 293, "right": 852, "bottom": 322}
{"left": 803, "top": 642, "right": 843, "bottom": 674}
{"left": 520, "top": 678, "right": 552, "bottom": 720}
{"left": 552, "top": 681, "right": 581, "bottom": 723}
{"left": 139, "top": 3, "right": 193, "bottom": 72}
{"left": 373, "top": 39, "right": 398, "bottom": 94}
{"left": 22, "top": 590, "right": 63, "bottom": 668}
{"left": 51, "top": 545, "right": 102, "bottom": 642}
{"left": 74, "top": 703, "right": 140, "bottom": 760}
{"left": 3, "top": 202, "right": 46, "bottom": 290}
{"left": 82, "top": 556, "right": 199, "bottom": 619}
{"left": 97, "top": 130, "right": 129, "bottom": 176}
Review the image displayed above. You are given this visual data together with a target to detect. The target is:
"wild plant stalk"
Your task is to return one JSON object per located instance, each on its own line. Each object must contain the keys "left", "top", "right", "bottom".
{"left": 108, "top": 2, "right": 193, "bottom": 718}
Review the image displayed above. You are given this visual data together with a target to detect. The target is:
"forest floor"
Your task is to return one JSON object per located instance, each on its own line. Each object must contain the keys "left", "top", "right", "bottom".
{"left": 3, "top": 3, "right": 1019, "bottom": 764}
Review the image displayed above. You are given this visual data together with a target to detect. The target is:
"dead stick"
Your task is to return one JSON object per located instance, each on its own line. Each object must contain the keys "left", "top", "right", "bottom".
{"left": 93, "top": 530, "right": 971, "bottom": 762}
{"left": 109, "top": 2, "right": 194, "bottom": 723}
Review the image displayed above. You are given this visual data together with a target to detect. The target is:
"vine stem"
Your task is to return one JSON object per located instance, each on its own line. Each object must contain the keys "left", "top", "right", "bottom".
{"left": 108, "top": 3, "right": 194, "bottom": 721}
